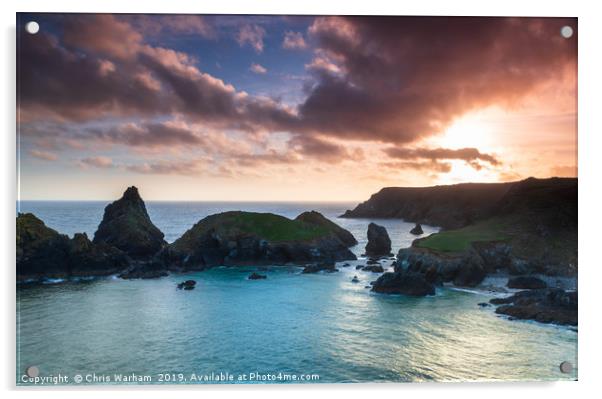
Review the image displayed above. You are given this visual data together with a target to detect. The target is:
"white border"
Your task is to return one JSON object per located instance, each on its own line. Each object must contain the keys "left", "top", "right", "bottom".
{"left": 2, "top": 1, "right": 601, "bottom": 398}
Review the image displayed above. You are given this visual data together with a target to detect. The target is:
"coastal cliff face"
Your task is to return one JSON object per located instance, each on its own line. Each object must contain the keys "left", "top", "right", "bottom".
{"left": 341, "top": 177, "right": 577, "bottom": 232}
{"left": 166, "top": 211, "right": 357, "bottom": 270}
{"left": 341, "top": 181, "right": 514, "bottom": 229}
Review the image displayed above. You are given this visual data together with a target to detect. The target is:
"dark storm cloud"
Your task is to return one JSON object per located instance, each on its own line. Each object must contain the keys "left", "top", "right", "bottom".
{"left": 383, "top": 147, "right": 500, "bottom": 166}
{"left": 18, "top": 15, "right": 576, "bottom": 149}
{"left": 299, "top": 16, "right": 577, "bottom": 142}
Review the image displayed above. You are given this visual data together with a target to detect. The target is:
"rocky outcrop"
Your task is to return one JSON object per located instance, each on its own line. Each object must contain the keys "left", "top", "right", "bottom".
{"left": 177, "top": 280, "right": 196, "bottom": 290}
{"left": 248, "top": 272, "right": 267, "bottom": 280}
{"left": 396, "top": 247, "right": 487, "bottom": 287}
{"left": 295, "top": 211, "right": 357, "bottom": 247}
{"left": 302, "top": 263, "right": 338, "bottom": 273}
{"left": 371, "top": 271, "right": 435, "bottom": 296}
{"left": 93, "top": 186, "right": 166, "bottom": 259}
{"left": 490, "top": 289, "right": 577, "bottom": 326}
{"left": 362, "top": 265, "right": 384, "bottom": 273}
{"left": 365, "top": 223, "right": 391, "bottom": 257}
{"left": 167, "top": 211, "right": 356, "bottom": 270}
{"left": 507, "top": 276, "right": 547, "bottom": 289}
{"left": 17, "top": 213, "right": 130, "bottom": 281}
{"left": 119, "top": 259, "right": 169, "bottom": 279}
{"left": 410, "top": 223, "right": 423, "bottom": 235}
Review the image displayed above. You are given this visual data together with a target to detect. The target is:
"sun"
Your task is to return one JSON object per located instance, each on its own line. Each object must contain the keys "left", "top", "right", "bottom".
{"left": 435, "top": 110, "right": 497, "bottom": 152}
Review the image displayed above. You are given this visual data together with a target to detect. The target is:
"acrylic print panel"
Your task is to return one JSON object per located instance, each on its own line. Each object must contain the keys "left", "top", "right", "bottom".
{"left": 16, "top": 13, "right": 577, "bottom": 385}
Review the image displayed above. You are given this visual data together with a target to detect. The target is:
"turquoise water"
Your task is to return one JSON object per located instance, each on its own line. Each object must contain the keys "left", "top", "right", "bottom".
{"left": 16, "top": 201, "right": 577, "bottom": 384}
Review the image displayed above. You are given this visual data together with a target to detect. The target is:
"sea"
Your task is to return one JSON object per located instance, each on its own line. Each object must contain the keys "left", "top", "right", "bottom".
{"left": 16, "top": 201, "right": 577, "bottom": 384}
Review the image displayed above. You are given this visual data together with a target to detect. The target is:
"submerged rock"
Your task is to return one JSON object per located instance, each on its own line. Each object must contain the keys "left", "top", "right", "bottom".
{"left": 362, "top": 265, "right": 385, "bottom": 273}
{"left": 248, "top": 272, "right": 267, "bottom": 280}
{"left": 507, "top": 276, "right": 547, "bottom": 289}
{"left": 302, "top": 263, "right": 339, "bottom": 274}
{"left": 365, "top": 223, "right": 392, "bottom": 257}
{"left": 410, "top": 223, "right": 424, "bottom": 235}
{"left": 371, "top": 271, "right": 435, "bottom": 296}
{"left": 93, "top": 186, "right": 166, "bottom": 259}
{"left": 489, "top": 288, "right": 577, "bottom": 326}
{"left": 177, "top": 280, "right": 197, "bottom": 290}
{"left": 352, "top": 276, "right": 360, "bottom": 283}
{"left": 295, "top": 211, "right": 358, "bottom": 247}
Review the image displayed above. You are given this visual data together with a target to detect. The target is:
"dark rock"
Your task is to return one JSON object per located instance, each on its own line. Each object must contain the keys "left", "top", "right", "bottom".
{"left": 453, "top": 256, "right": 486, "bottom": 287}
{"left": 365, "top": 223, "right": 392, "bottom": 257}
{"left": 351, "top": 276, "right": 360, "bottom": 283}
{"left": 507, "top": 276, "right": 547, "bottom": 289}
{"left": 489, "top": 288, "right": 577, "bottom": 325}
{"left": 355, "top": 265, "right": 364, "bottom": 270}
{"left": 371, "top": 271, "right": 436, "bottom": 296}
{"left": 410, "top": 223, "right": 424, "bottom": 235}
{"left": 120, "top": 259, "right": 169, "bottom": 279}
{"left": 366, "top": 259, "right": 380, "bottom": 265}
{"left": 478, "top": 302, "right": 491, "bottom": 307}
{"left": 167, "top": 211, "right": 356, "bottom": 270}
{"left": 17, "top": 213, "right": 130, "bottom": 281}
{"left": 362, "top": 265, "right": 385, "bottom": 273}
{"left": 341, "top": 263, "right": 351, "bottom": 267}
{"left": 295, "top": 211, "right": 358, "bottom": 247}
{"left": 93, "top": 186, "right": 166, "bottom": 259}
{"left": 177, "top": 280, "right": 197, "bottom": 289}
{"left": 248, "top": 272, "right": 267, "bottom": 280}
{"left": 302, "top": 263, "right": 339, "bottom": 274}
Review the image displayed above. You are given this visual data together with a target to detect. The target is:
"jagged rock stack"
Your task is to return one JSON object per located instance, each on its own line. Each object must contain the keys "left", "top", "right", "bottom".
{"left": 365, "top": 223, "right": 392, "bottom": 257}
{"left": 410, "top": 223, "right": 423, "bottom": 235}
{"left": 93, "top": 186, "right": 166, "bottom": 259}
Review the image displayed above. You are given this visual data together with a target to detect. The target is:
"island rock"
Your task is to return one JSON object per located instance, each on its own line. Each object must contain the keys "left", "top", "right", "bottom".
{"left": 166, "top": 211, "right": 356, "bottom": 270}
{"left": 365, "top": 223, "right": 392, "bottom": 257}
{"left": 371, "top": 271, "right": 435, "bottom": 296}
{"left": 295, "top": 211, "right": 358, "bottom": 247}
{"left": 410, "top": 223, "right": 424, "bottom": 235}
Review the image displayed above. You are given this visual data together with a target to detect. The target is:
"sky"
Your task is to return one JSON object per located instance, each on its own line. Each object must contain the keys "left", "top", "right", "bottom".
{"left": 17, "top": 14, "right": 577, "bottom": 201}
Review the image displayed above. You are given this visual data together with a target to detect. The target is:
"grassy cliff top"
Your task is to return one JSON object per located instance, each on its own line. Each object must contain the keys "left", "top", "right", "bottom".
{"left": 172, "top": 211, "right": 334, "bottom": 249}
{"left": 415, "top": 218, "right": 510, "bottom": 253}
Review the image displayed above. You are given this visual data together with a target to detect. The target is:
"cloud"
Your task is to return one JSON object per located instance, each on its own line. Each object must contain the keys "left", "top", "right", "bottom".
{"left": 250, "top": 63, "right": 267, "bottom": 74}
{"left": 287, "top": 134, "right": 352, "bottom": 163}
{"left": 29, "top": 149, "right": 58, "bottom": 161}
{"left": 88, "top": 121, "right": 204, "bottom": 148}
{"left": 78, "top": 156, "right": 113, "bottom": 168}
{"left": 125, "top": 160, "right": 203, "bottom": 175}
{"left": 381, "top": 160, "right": 453, "bottom": 173}
{"left": 131, "top": 15, "right": 215, "bottom": 38}
{"left": 236, "top": 24, "right": 266, "bottom": 53}
{"left": 283, "top": 31, "right": 307, "bottom": 49}
{"left": 18, "top": 15, "right": 576, "bottom": 156}
{"left": 299, "top": 16, "right": 577, "bottom": 143}
{"left": 383, "top": 146, "right": 500, "bottom": 169}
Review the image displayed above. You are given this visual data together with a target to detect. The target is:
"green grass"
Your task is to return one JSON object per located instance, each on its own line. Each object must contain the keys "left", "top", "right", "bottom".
{"left": 174, "top": 211, "right": 333, "bottom": 249}
{"left": 228, "top": 212, "right": 330, "bottom": 242}
{"left": 415, "top": 218, "right": 510, "bottom": 253}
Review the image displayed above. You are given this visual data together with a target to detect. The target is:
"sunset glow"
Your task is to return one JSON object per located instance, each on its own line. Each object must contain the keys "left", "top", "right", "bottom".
{"left": 17, "top": 15, "right": 577, "bottom": 201}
